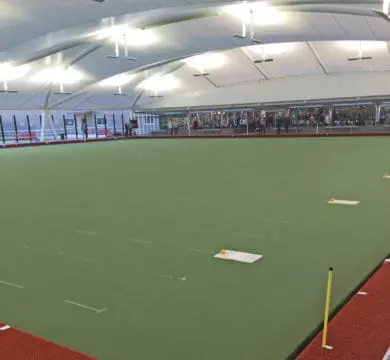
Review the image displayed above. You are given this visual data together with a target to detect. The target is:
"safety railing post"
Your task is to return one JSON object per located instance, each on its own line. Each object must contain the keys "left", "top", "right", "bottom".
{"left": 0, "top": 115, "right": 5, "bottom": 145}
{"left": 26, "top": 115, "right": 32, "bottom": 142}
{"left": 13, "top": 115, "right": 19, "bottom": 144}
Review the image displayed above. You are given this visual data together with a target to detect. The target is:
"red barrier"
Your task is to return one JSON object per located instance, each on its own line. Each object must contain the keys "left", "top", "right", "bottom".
{"left": 298, "top": 260, "right": 390, "bottom": 360}
{"left": 2, "top": 132, "right": 390, "bottom": 149}
{"left": 0, "top": 323, "right": 96, "bottom": 360}
{"left": 16, "top": 132, "right": 38, "bottom": 140}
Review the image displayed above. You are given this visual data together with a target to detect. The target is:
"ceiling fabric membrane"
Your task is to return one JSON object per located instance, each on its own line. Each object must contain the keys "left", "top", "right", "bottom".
{"left": 0, "top": 0, "right": 389, "bottom": 110}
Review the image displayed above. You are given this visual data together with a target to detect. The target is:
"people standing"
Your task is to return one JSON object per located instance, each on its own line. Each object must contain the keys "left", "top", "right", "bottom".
{"left": 81, "top": 118, "right": 88, "bottom": 140}
{"left": 259, "top": 114, "right": 266, "bottom": 134}
{"left": 168, "top": 119, "right": 173, "bottom": 135}
{"left": 284, "top": 112, "right": 291, "bottom": 133}
{"left": 276, "top": 113, "right": 283, "bottom": 135}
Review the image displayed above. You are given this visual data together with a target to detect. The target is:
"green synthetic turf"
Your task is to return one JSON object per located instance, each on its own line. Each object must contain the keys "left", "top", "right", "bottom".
{"left": 0, "top": 138, "right": 389, "bottom": 360}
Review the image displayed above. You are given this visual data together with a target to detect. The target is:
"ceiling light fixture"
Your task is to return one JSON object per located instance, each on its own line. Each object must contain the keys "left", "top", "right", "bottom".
{"left": 0, "top": 63, "right": 28, "bottom": 93}
{"left": 224, "top": 2, "right": 287, "bottom": 26}
{"left": 338, "top": 40, "right": 386, "bottom": 52}
{"left": 231, "top": 3, "right": 264, "bottom": 43}
{"left": 30, "top": 67, "right": 84, "bottom": 84}
{"left": 52, "top": 83, "right": 72, "bottom": 95}
{"left": 138, "top": 74, "right": 180, "bottom": 93}
{"left": 95, "top": 26, "right": 156, "bottom": 47}
{"left": 114, "top": 85, "right": 128, "bottom": 96}
{"left": 100, "top": 74, "right": 135, "bottom": 87}
{"left": 0, "top": 63, "right": 30, "bottom": 80}
{"left": 184, "top": 53, "right": 227, "bottom": 73}
{"left": 338, "top": 41, "right": 385, "bottom": 61}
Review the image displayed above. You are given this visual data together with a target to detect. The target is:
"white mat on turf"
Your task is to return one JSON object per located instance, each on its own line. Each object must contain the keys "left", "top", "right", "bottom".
{"left": 328, "top": 199, "right": 360, "bottom": 206}
{"left": 383, "top": 175, "right": 390, "bottom": 179}
{"left": 214, "top": 250, "right": 263, "bottom": 264}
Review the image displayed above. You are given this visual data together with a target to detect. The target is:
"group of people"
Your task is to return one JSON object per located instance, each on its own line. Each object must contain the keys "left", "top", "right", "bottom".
{"left": 254, "top": 112, "right": 291, "bottom": 135}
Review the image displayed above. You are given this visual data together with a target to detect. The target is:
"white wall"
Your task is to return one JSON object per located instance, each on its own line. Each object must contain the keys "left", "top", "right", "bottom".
{"left": 137, "top": 72, "right": 390, "bottom": 111}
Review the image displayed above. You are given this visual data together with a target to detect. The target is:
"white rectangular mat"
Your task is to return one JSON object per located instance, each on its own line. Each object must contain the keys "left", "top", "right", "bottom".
{"left": 383, "top": 175, "right": 390, "bottom": 179}
{"left": 328, "top": 199, "right": 360, "bottom": 206}
{"left": 214, "top": 250, "right": 263, "bottom": 264}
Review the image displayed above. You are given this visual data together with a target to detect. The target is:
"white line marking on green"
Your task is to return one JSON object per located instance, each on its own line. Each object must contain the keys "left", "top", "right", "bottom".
{"left": 186, "top": 248, "right": 214, "bottom": 254}
{"left": 0, "top": 280, "right": 25, "bottom": 289}
{"left": 158, "top": 275, "right": 188, "bottom": 282}
{"left": 17, "top": 244, "right": 33, "bottom": 250}
{"left": 129, "top": 237, "right": 153, "bottom": 245}
{"left": 64, "top": 300, "right": 106, "bottom": 314}
{"left": 74, "top": 230, "right": 98, "bottom": 235}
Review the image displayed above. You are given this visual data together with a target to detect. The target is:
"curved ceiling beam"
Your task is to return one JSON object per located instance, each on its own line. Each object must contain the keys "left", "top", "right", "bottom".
{"left": 47, "top": 55, "right": 193, "bottom": 110}
{"left": 43, "top": 43, "right": 103, "bottom": 108}
{"left": 3, "top": 1, "right": 384, "bottom": 67}
{"left": 11, "top": 39, "right": 93, "bottom": 67}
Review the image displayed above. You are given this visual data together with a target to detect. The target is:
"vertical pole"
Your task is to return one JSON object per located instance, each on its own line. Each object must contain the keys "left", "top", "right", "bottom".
{"left": 113, "top": 114, "right": 117, "bottom": 135}
{"left": 74, "top": 114, "right": 78, "bottom": 140}
{"left": 94, "top": 113, "right": 98, "bottom": 138}
{"left": 188, "top": 113, "right": 191, "bottom": 136}
{"left": 375, "top": 104, "right": 381, "bottom": 126}
{"left": 322, "top": 267, "right": 334, "bottom": 350}
{"left": 121, "top": 113, "right": 125, "bottom": 135}
{"left": 26, "top": 115, "right": 32, "bottom": 142}
{"left": 51, "top": 113, "right": 58, "bottom": 140}
{"left": 62, "top": 115, "right": 68, "bottom": 140}
{"left": 50, "top": 114, "right": 54, "bottom": 140}
{"left": 13, "top": 115, "right": 19, "bottom": 144}
{"left": 83, "top": 116, "right": 87, "bottom": 141}
{"left": 0, "top": 115, "right": 5, "bottom": 145}
{"left": 40, "top": 110, "right": 46, "bottom": 142}
{"left": 103, "top": 114, "right": 108, "bottom": 136}
{"left": 328, "top": 107, "right": 333, "bottom": 126}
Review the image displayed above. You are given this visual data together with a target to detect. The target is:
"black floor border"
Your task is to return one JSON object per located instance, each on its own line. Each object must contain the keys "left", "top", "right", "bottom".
{"left": 286, "top": 254, "right": 390, "bottom": 360}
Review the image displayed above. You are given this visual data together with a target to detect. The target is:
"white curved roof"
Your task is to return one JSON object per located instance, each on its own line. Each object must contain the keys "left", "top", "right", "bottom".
{"left": 1, "top": 0, "right": 390, "bottom": 111}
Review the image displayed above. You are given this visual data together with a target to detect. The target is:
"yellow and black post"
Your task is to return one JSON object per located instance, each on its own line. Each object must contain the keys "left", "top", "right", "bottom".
{"left": 322, "top": 267, "right": 334, "bottom": 349}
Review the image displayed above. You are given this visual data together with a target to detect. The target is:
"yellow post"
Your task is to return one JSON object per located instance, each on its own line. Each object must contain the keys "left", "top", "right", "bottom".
{"left": 322, "top": 267, "right": 334, "bottom": 349}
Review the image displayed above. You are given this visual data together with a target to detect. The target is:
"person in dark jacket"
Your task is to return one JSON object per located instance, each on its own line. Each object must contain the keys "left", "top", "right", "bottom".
{"left": 284, "top": 114, "right": 291, "bottom": 133}
{"left": 276, "top": 113, "right": 283, "bottom": 135}
{"left": 81, "top": 118, "right": 88, "bottom": 140}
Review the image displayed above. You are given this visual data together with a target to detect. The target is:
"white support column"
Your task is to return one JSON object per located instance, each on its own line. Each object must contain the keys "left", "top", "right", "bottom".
{"left": 187, "top": 113, "right": 191, "bottom": 136}
{"left": 40, "top": 109, "right": 48, "bottom": 142}
{"left": 49, "top": 113, "right": 58, "bottom": 140}
{"left": 328, "top": 107, "right": 333, "bottom": 125}
{"left": 375, "top": 104, "right": 381, "bottom": 124}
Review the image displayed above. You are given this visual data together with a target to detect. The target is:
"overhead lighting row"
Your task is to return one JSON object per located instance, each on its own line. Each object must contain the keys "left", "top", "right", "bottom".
{"left": 223, "top": 1, "right": 287, "bottom": 26}
{"left": 0, "top": 40, "right": 387, "bottom": 92}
